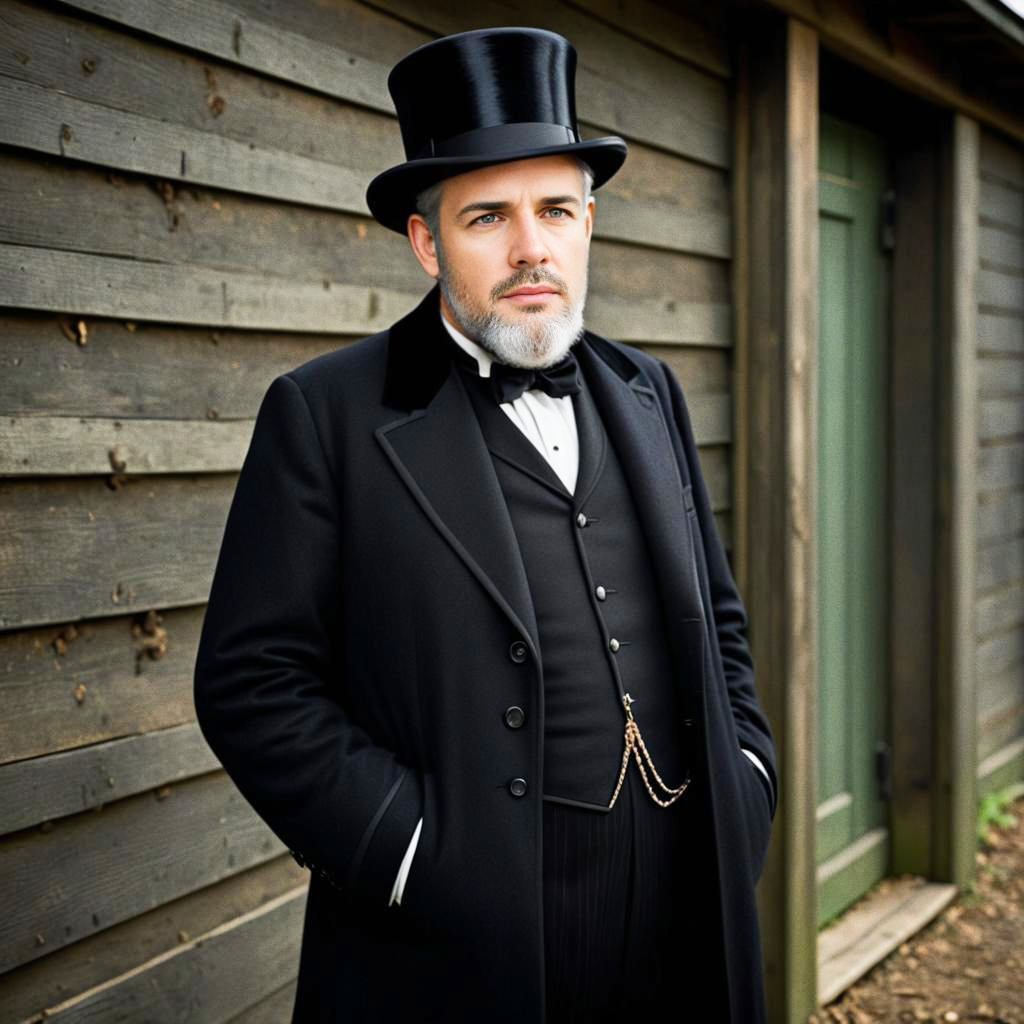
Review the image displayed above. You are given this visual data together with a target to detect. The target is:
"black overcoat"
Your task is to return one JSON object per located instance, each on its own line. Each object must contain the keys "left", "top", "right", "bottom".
{"left": 193, "top": 283, "right": 779, "bottom": 1022}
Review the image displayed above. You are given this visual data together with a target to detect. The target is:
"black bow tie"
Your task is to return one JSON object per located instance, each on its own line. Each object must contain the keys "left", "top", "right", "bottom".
{"left": 489, "top": 353, "right": 582, "bottom": 404}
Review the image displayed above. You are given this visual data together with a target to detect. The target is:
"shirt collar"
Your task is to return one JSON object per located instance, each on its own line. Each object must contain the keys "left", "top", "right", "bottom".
{"left": 439, "top": 309, "right": 495, "bottom": 378}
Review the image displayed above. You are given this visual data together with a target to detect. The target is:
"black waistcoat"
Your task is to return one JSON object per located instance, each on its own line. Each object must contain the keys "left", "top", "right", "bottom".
{"left": 456, "top": 358, "right": 691, "bottom": 812}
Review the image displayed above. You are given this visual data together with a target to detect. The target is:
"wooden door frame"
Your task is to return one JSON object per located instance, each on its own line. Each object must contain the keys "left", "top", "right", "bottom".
{"left": 733, "top": 14, "right": 820, "bottom": 1022}
{"left": 733, "top": 12, "right": 981, "bottom": 1022}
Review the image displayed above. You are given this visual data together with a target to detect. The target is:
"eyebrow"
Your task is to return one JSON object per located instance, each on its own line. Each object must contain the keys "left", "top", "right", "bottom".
{"left": 455, "top": 195, "right": 581, "bottom": 219}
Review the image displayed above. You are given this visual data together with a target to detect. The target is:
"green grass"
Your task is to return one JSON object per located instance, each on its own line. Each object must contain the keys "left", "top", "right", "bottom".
{"left": 976, "top": 780, "right": 1024, "bottom": 847}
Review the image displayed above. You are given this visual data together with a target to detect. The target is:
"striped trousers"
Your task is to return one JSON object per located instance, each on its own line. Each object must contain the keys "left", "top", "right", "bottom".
{"left": 542, "top": 763, "right": 704, "bottom": 1022}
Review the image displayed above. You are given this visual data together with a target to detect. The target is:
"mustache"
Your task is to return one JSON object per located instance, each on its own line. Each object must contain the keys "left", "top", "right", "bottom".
{"left": 491, "top": 268, "right": 567, "bottom": 301}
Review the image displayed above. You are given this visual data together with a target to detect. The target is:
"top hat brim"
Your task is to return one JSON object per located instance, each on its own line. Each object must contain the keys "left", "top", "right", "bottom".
{"left": 365, "top": 134, "right": 627, "bottom": 235}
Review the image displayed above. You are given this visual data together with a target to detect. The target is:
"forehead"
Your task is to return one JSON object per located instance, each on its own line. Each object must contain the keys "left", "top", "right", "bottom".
{"left": 440, "top": 155, "right": 583, "bottom": 208}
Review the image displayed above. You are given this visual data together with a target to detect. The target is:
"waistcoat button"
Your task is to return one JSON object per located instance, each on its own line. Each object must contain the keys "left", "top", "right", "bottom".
{"left": 509, "top": 640, "right": 528, "bottom": 663}
{"left": 595, "top": 585, "right": 607, "bottom": 601}
{"left": 608, "top": 637, "right": 620, "bottom": 653}
{"left": 508, "top": 777, "right": 528, "bottom": 797}
{"left": 576, "top": 512, "right": 588, "bottom": 528}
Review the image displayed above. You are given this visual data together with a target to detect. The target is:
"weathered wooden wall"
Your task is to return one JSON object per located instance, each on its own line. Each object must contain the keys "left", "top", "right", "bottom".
{"left": 0, "top": 0, "right": 735, "bottom": 1017}
{"left": 975, "top": 129, "right": 1024, "bottom": 793}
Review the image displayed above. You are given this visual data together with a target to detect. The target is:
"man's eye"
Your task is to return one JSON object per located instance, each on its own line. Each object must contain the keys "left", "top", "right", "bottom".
{"left": 546, "top": 207, "right": 570, "bottom": 219}
{"left": 474, "top": 213, "right": 499, "bottom": 225}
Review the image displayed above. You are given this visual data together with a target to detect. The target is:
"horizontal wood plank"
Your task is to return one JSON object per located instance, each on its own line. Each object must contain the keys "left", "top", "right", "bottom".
{"left": 0, "top": 606, "right": 202, "bottom": 764}
{"left": 0, "top": 854, "right": 304, "bottom": 1024}
{"left": 565, "top": 0, "right": 731, "bottom": 77}
{"left": 976, "top": 581, "right": 1024, "bottom": 638}
{"left": 975, "top": 627, "right": 1024, "bottom": 687}
{"left": 225, "top": 979, "right": 298, "bottom": 1024}
{"left": 979, "top": 397, "right": 1024, "bottom": 441}
{"left": 979, "top": 265, "right": 1024, "bottom": 313}
{"left": 0, "top": 474, "right": 231, "bottom": 631}
{"left": 0, "top": 242, "right": 420, "bottom": 333}
{"left": 359, "top": 0, "right": 730, "bottom": 167}
{"left": 977, "top": 488, "right": 1024, "bottom": 542}
{"left": 978, "top": 310, "right": 1024, "bottom": 354}
{"left": 0, "top": 76, "right": 369, "bottom": 213}
{"left": 975, "top": 532, "right": 1024, "bottom": 593}
{"left": 977, "top": 440, "right": 1024, "bottom": 493}
{"left": 978, "top": 700, "right": 1024, "bottom": 762}
{"left": 0, "top": 242, "right": 730, "bottom": 344}
{"left": 0, "top": 415, "right": 255, "bottom": 476}
{"left": 980, "top": 174, "right": 1024, "bottom": 232}
{"left": 0, "top": 722, "right": 219, "bottom": 836}
{"left": 0, "top": 770, "right": 284, "bottom": 973}
{"left": 817, "top": 877, "right": 958, "bottom": 1006}
{"left": 56, "top": 0, "right": 396, "bottom": 110}
{"left": 38, "top": 886, "right": 306, "bottom": 1023}
{"left": 0, "top": 315, "right": 345, "bottom": 420}
{"left": 981, "top": 129, "right": 1024, "bottom": 188}
{"left": 0, "top": 392, "right": 730, "bottom": 475}
{"left": 978, "top": 355, "right": 1024, "bottom": 398}
{"left": 58, "top": 0, "right": 728, "bottom": 164}
{"left": 979, "top": 223, "right": 1024, "bottom": 273}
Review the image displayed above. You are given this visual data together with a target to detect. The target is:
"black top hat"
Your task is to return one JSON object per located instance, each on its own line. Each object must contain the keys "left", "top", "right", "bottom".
{"left": 365, "top": 27, "right": 628, "bottom": 234}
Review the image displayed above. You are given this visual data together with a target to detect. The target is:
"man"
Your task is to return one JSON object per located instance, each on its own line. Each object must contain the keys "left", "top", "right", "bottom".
{"left": 194, "top": 26, "right": 777, "bottom": 1024}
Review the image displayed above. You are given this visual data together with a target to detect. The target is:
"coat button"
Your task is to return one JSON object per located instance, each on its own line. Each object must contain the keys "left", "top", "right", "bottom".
{"left": 576, "top": 512, "right": 588, "bottom": 528}
{"left": 509, "top": 640, "right": 528, "bottom": 663}
{"left": 608, "top": 637, "right": 620, "bottom": 652}
{"left": 504, "top": 705, "right": 525, "bottom": 729}
{"left": 595, "top": 585, "right": 607, "bottom": 601}
{"left": 508, "top": 777, "right": 528, "bottom": 797}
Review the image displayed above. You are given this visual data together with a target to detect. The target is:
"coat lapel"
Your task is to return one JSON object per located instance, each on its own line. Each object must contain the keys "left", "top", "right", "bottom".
{"left": 375, "top": 286, "right": 540, "bottom": 652}
{"left": 575, "top": 334, "right": 705, "bottom": 626}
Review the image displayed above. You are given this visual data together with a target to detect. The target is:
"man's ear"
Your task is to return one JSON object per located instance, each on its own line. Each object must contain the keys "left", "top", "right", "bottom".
{"left": 584, "top": 195, "right": 595, "bottom": 242}
{"left": 407, "top": 213, "right": 440, "bottom": 279}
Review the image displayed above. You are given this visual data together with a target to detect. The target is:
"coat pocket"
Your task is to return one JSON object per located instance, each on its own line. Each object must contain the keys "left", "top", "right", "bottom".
{"left": 736, "top": 747, "right": 773, "bottom": 883}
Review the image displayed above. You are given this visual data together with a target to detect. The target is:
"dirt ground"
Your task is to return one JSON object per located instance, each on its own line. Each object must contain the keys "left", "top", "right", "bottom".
{"left": 808, "top": 792, "right": 1024, "bottom": 1024}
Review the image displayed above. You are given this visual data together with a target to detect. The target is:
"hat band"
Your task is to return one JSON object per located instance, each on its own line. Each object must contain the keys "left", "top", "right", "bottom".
{"left": 413, "top": 121, "right": 579, "bottom": 161}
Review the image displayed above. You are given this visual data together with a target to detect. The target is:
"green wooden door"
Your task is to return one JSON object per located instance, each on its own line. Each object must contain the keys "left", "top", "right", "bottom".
{"left": 816, "top": 114, "right": 890, "bottom": 927}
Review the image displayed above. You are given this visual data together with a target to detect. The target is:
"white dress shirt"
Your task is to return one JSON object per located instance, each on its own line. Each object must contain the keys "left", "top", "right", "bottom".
{"left": 387, "top": 310, "right": 771, "bottom": 906}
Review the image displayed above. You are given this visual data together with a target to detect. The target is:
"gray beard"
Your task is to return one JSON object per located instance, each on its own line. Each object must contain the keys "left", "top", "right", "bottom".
{"left": 437, "top": 255, "right": 587, "bottom": 370}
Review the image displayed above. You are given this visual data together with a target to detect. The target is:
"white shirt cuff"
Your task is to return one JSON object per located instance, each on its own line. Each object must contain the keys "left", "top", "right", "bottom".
{"left": 389, "top": 816, "right": 423, "bottom": 906}
{"left": 741, "top": 747, "right": 772, "bottom": 796}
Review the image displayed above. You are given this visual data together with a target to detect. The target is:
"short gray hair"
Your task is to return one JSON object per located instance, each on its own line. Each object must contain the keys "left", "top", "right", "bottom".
{"left": 413, "top": 157, "right": 594, "bottom": 243}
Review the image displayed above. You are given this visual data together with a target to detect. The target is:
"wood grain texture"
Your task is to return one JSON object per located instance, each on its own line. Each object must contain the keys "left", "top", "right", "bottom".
{"left": 0, "top": 771, "right": 285, "bottom": 973}
{"left": 0, "top": 315, "right": 345, "bottom": 420}
{"left": 0, "top": 855, "right": 304, "bottom": 1024}
{"left": 3, "top": 0, "right": 730, "bottom": 258}
{"left": 0, "top": 474, "right": 232, "bottom": 630}
{"left": 0, "top": 415, "right": 255, "bottom": 475}
{"left": 0, "top": 722, "right": 219, "bottom": 835}
{"left": 33, "top": 886, "right": 306, "bottom": 1024}
{"left": 359, "top": 0, "right": 730, "bottom": 165}
{"left": 565, "top": 0, "right": 731, "bottom": 77}
{"left": 981, "top": 128, "right": 1024, "bottom": 187}
{"left": 976, "top": 581, "right": 1024, "bottom": 638}
{"left": 0, "top": 606, "right": 202, "bottom": 764}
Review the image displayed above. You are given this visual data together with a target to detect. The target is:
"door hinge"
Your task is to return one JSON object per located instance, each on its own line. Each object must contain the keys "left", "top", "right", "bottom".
{"left": 881, "top": 188, "right": 896, "bottom": 252}
{"left": 875, "top": 741, "right": 892, "bottom": 802}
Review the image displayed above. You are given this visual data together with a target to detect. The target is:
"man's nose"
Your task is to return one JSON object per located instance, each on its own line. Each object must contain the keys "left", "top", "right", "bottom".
{"left": 508, "top": 215, "right": 549, "bottom": 268}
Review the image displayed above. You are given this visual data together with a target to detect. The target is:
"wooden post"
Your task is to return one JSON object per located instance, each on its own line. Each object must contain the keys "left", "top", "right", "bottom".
{"left": 737, "top": 13, "right": 819, "bottom": 1023}
{"left": 934, "top": 113, "right": 980, "bottom": 890}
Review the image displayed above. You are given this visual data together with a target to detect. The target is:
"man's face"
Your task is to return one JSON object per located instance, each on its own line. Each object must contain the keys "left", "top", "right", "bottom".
{"left": 408, "top": 154, "right": 595, "bottom": 369}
